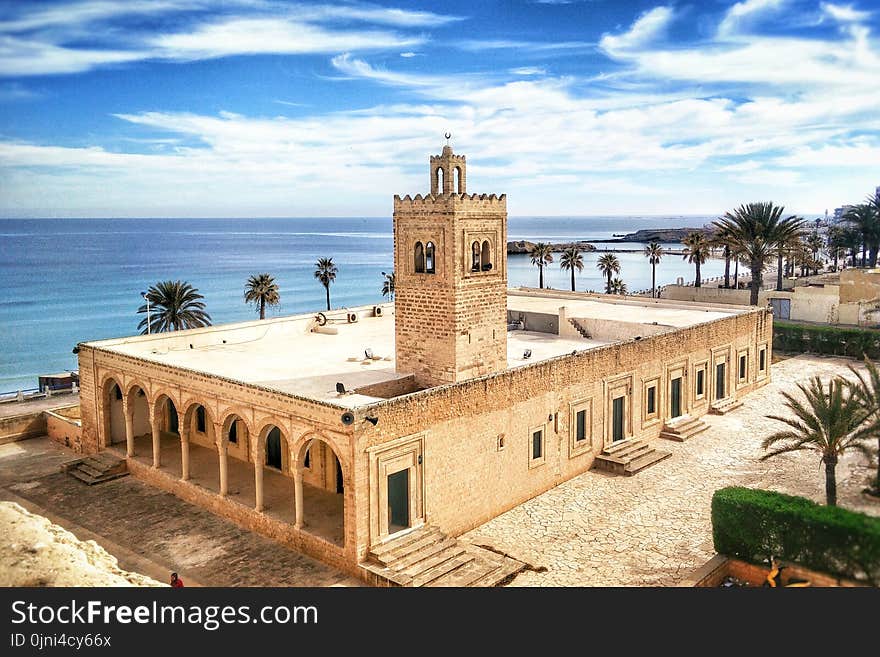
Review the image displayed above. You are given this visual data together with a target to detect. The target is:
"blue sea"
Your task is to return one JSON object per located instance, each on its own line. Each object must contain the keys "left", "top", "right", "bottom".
{"left": 0, "top": 216, "right": 727, "bottom": 392}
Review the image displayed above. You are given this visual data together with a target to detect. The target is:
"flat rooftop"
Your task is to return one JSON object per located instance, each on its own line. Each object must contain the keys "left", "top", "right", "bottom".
{"left": 86, "top": 289, "right": 748, "bottom": 408}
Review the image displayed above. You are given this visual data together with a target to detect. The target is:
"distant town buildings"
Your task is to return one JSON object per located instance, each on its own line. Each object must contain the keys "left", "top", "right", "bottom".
{"left": 833, "top": 205, "right": 855, "bottom": 224}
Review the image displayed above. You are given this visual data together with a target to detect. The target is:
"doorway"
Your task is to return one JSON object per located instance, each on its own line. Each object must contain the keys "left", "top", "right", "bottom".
{"left": 387, "top": 469, "right": 409, "bottom": 533}
{"left": 167, "top": 400, "right": 179, "bottom": 435}
{"left": 612, "top": 396, "right": 625, "bottom": 442}
{"left": 266, "top": 427, "right": 282, "bottom": 469}
{"left": 716, "top": 363, "right": 726, "bottom": 400}
{"left": 335, "top": 456, "right": 344, "bottom": 494}
{"left": 670, "top": 377, "right": 682, "bottom": 418}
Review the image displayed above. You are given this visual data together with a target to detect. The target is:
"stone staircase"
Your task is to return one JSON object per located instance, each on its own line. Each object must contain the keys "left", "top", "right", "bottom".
{"left": 568, "top": 318, "right": 591, "bottom": 339}
{"left": 62, "top": 452, "right": 128, "bottom": 485}
{"left": 592, "top": 439, "right": 671, "bottom": 476}
{"left": 659, "top": 415, "right": 709, "bottom": 442}
{"left": 709, "top": 397, "right": 743, "bottom": 415}
{"left": 360, "top": 525, "right": 525, "bottom": 587}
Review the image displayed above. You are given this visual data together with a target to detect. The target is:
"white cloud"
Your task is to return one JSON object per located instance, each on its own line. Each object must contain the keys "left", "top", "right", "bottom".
{"left": 510, "top": 66, "right": 547, "bottom": 76}
{"left": 820, "top": 2, "right": 872, "bottom": 23}
{"left": 399, "top": 51, "right": 419, "bottom": 58}
{"left": 599, "top": 6, "right": 674, "bottom": 54}
{"left": 0, "top": 1, "right": 452, "bottom": 76}
{"left": 150, "top": 18, "right": 421, "bottom": 60}
{"left": 717, "top": 0, "right": 787, "bottom": 37}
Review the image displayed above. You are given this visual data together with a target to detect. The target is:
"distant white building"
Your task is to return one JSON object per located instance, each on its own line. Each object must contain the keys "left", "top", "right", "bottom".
{"left": 834, "top": 205, "right": 855, "bottom": 223}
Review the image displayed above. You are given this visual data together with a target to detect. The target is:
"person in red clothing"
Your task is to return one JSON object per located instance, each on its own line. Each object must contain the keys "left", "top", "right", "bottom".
{"left": 170, "top": 572, "right": 184, "bottom": 588}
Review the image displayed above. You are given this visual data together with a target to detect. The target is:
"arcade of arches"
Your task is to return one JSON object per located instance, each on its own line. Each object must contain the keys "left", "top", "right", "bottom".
{"left": 99, "top": 376, "right": 346, "bottom": 547}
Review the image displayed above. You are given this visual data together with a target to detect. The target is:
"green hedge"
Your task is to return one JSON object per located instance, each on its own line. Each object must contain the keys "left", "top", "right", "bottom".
{"left": 711, "top": 487, "right": 880, "bottom": 585}
{"left": 773, "top": 321, "right": 880, "bottom": 359}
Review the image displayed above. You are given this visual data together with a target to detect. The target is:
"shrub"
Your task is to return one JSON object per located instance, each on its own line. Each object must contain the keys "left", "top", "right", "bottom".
{"left": 773, "top": 321, "right": 880, "bottom": 359}
{"left": 711, "top": 487, "right": 880, "bottom": 584}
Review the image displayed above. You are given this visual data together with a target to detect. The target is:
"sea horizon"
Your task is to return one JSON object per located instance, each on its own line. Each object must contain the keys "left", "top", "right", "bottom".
{"left": 1, "top": 215, "right": 738, "bottom": 391}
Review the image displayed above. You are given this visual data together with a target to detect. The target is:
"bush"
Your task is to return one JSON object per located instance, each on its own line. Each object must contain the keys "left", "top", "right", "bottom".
{"left": 712, "top": 487, "right": 880, "bottom": 584}
{"left": 773, "top": 321, "right": 880, "bottom": 359}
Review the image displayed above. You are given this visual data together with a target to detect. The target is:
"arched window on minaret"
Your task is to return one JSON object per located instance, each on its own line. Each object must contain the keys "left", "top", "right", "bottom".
{"left": 425, "top": 242, "right": 436, "bottom": 274}
{"left": 471, "top": 241, "right": 481, "bottom": 272}
{"left": 481, "top": 240, "right": 492, "bottom": 271}
{"left": 454, "top": 166, "right": 462, "bottom": 194}
{"left": 414, "top": 241, "right": 425, "bottom": 273}
{"left": 434, "top": 167, "right": 444, "bottom": 195}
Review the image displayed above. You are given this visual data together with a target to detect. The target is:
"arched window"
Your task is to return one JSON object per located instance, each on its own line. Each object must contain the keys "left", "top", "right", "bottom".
{"left": 481, "top": 240, "right": 492, "bottom": 271}
{"left": 113, "top": 384, "right": 122, "bottom": 401}
{"left": 266, "top": 426, "right": 282, "bottom": 470}
{"left": 425, "top": 242, "right": 435, "bottom": 274}
{"left": 414, "top": 241, "right": 425, "bottom": 273}
{"left": 435, "top": 167, "right": 444, "bottom": 194}
{"left": 454, "top": 166, "right": 463, "bottom": 194}
{"left": 471, "top": 241, "right": 481, "bottom": 272}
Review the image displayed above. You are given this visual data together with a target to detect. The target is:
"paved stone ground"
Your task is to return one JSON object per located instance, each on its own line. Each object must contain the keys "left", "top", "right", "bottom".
{"left": 462, "top": 355, "right": 880, "bottom": 587}
{"left": 0, "top": 438, "right": 359, "bottom": 587}
{"left": 0, "top": 393, "right": 79, "bottom": 419}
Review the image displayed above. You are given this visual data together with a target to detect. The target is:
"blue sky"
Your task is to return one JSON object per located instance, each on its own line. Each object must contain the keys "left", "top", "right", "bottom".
{"left": 0, "top": 0, "right": 878, "bottom": 217}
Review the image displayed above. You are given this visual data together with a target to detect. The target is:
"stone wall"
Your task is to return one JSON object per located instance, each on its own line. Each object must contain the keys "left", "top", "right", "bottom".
{"left": 0, "top": 412, "right": 47, "bottom": 444}
{"left": 45, "top": 410, "right": 82, "bottom": 450}
{"left": 359, "top": 307, "right": 772, "bottom": 543}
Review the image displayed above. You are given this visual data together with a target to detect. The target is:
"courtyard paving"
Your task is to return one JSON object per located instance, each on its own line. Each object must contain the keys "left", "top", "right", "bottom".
{"left": 462, "top": 354, "right": 880, "bottom": 587}
{"left": 0, "top": 438, "right": 359, "bottom": 587}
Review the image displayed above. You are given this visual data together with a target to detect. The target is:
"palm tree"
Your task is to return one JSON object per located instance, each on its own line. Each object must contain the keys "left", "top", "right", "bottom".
{"left": 681, "top": 231, "right": 710, "bottom": 288}
{"left": 559, "top": 246, "right": 584, "bottom": 292}
{"left": 381, "top": 271, "right": 395, "bottom": 300}
{"left": 762, "top": 376, "right": 871, "bottom": 506}
{"left": 714, "top": 203, "right": 804, "bottom": 305}
{"left": 846, "top": 359, "right": 880, "bottom": 494}
{"left": 644, "top": 242, "right": 663, "bottom": 298}
{"left": 844, "top": 203, "right": 880, "bottom": 267}
{"left": 314, "top": 257, "right": 337, "bottom": 311}
{"left": 596, "top": 253, "right": 620, "bottom": 294}
{"left": 137, "top": 280, "right": 212, "bottom": 334}
{"left": 806, "top": 231, "right": 824, "bottom": 275}
{"left": 529, "top": 243, "right": 554, "bottom": 289}
{"left": 244, "top": 273, "right": 280, "bottom": 320}
{"left": 608, "top": 277, "right": 627, "bottom": 295}
{"left": 711, "top": 227, "right": 734, "bottom": 289}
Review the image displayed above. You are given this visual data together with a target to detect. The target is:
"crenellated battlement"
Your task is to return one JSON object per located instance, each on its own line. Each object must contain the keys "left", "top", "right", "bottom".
{"left": 393, "top": 193, "right": 507, "bottom": 211}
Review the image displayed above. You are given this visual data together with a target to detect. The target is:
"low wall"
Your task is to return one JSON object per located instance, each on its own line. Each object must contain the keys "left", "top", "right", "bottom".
{"left": 506, "top": 309, "right": 558, "bottom": 334}
{"left": 0, "top": 412, "right": 47, "bottom": 444}
{"left": 46, "top": 410, "right": 83, "bottom": 451}
{"left": 125, "top": 456, "right": 361, "bottom": 581}
{"left": 681, "top": 555, "right": 864, "bottom": 587}
{"left": 662, "top": 285, "right": 753, "bottom": 305}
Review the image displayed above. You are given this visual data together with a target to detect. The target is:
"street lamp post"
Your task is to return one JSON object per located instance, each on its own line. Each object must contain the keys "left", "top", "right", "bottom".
{"left": 141, "top": 291, "right": 151, "bottom": 335}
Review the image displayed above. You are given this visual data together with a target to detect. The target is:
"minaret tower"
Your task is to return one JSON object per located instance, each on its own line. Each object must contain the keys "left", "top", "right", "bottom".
{"left": 393, "top": 137, "right": 508, "bottom": 386}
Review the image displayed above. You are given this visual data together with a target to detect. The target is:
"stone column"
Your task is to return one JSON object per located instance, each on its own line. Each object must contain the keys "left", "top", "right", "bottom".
{"left": 218, "top": 439, "right": 228, "bottom": 497}
{"left": 150, "top": 406, "right": 161, "bottom": 468}
{"left": 123, "top": 397, "right": 134, "bottom": 457}
{"left": 180, "top": 424, "right": 190, "bottom": 481}
{"left": 294, "top": 468, "right": 304, "bottom": 529}
{"left": 255, "top": 461, "right": 264, "bottom": 512}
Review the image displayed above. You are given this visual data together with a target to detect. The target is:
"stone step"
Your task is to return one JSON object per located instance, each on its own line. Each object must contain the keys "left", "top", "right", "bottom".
{"left": 385, "top": 537, "right": 459, "bottom": 571}
{"left": 710, "top": 398, "right": 744, "bottom": 415}
{"left": 76, "top": 462, "right": 106, "bottom": 478}
{"left": 603, "top": 438, "right": 646, "bottom": 456}
{"left": 599, "top": 443, "right": 651, "bottom": 464}
{"left": 624, "top": 449, "right": 671, "bottom": 475}
{"left": 402, "top": 544, "right": 467, "bottom": 578}
{"left": 665, "top": 414, "right": 700, "bottom": 430}
{"left": 660, "top": 420, "right": 709, "bottom": 442}
{"left": 472, "top": 557, "right": 528, "bottom": 587}
{"left": 426, "top": 557, "right": 500, "bottom": 587}
{"left": 369, "top": 526, "right": 438, "bottom": 559}
{"left": 370, "top": 528, "right": 446, "bottom": 566}
{"left": 410, "top": 552, "right": 474, "bottom": 587}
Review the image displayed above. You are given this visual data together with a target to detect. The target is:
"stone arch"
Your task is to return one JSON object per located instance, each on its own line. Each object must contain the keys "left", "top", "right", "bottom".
{"left": 257, "top": 422, "right": 289, "bottom": 474}
{"left": 181, "top": 401, "right": 216, "bottom": 446}
{"left": 414, "top": 241, "right": 425, "bottom": 273}
{"left": 125, "top": 382, "right": 150, "bottom": 441}
{"left": 481, "top": 239, "right": 492, "bottom": 271}
{"left": 292, "top": 433, "right": 347, "bottom": 547}
{"left": 425, "top": 241, "right": 436, "bottom": 274}
{"left": 434, "top": 166, "right": 444, "bottom": 195}
{"left": 151, "top": 390, "right": 181, "bottom": 437}
{"left": 100, "top": 375, "right": 126, "bottom": 448}
{"left": 220, "top": 412, "right": 251, "bottom": 461}
{"left": 454, "top": 165, "right": 463, "bottom": 194}
{"left": 471, "top": 240, "right": 481, "bottom": 272}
